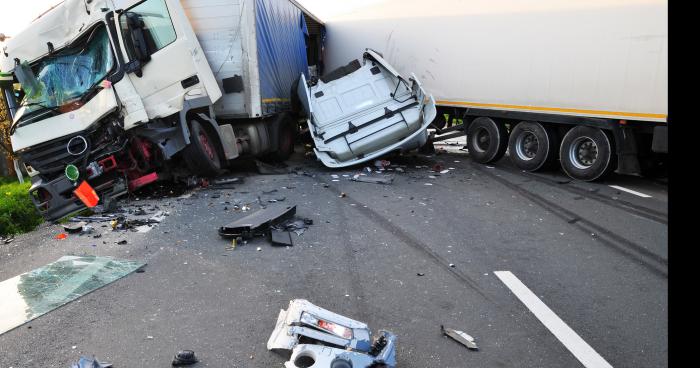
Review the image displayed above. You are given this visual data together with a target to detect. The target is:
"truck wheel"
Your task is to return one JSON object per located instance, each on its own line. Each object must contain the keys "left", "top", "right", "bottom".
{"left": 267, "top": 114, "right": 295, "bottom": 162}
{"left": 183, "top": 120, "right": 222, "bottom": 176}
{"left": 508, "top": 121, "right": 558, "bottom": 171}
{"left": 466, "top": 117, "right": 508, "bottom": 163}
{"left": 559, "top": 126, "right": 614, "bottom": 181}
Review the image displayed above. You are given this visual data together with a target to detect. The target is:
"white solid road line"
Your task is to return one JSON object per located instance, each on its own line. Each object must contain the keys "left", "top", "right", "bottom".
{"left": 494, "top": 271, "right": 614, "bottom": 368}
{"left": 608, "top": 185, "right": 652, "bottom": 198}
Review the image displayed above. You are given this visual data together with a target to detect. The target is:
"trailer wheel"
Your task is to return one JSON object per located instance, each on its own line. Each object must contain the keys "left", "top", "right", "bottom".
{"left": 183, "top": 120, "right": 222, "bottom": 177}
{"left": 267, "top": 113, "right": 296, "bottom": 162}
{"left": 466, "top": 117, "right": 508, "bottom": 163}
{"left": 508, "top": 121, "right": 558, "bottom": 171}
{"left": 559, "top": 126, "right": 614, "bottom": 181}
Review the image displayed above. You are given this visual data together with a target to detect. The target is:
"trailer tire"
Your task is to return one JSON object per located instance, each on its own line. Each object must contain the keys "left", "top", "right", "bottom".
{"left": 508, "top": 121, "right": 558, "bottom": 171}
{"left": 466, "top": 117, "right": 508, "bottom": 164}
{"left": 266, "top": 113, "right": 296, "bottom": 162}
{"left": 183, "top": 120, "right": 222, "bottom": 177}
{"left": 559, "top": 126, "right": 614, "bottom": 181}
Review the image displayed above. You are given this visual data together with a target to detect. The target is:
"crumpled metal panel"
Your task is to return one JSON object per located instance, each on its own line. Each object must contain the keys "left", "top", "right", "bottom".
{"left": 267, "top": 299, "right": 397, "bottom": 368}
{"left": 267, "top": 299, "right": 371, "bottom": 351}
{"left": 300, "top": 49, "right": 437, "bottom": 168}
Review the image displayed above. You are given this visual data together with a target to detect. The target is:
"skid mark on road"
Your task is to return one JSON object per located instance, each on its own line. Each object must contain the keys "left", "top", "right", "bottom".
{"left": 495, "top": 271, "right": 614, "bottom": 368}
{"left": 473, "top": 164, "right": 668, "bottom": 277}
{"left": 316, "top": 178, "right": 494, "bottom": 302}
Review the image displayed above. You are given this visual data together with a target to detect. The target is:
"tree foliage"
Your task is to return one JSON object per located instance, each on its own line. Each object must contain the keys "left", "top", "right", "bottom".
{"left": 0, "top": 92, "right": 14, "bottom": 158}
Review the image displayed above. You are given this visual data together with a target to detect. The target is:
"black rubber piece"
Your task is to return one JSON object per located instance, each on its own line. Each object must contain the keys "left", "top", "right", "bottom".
{"left": 507, "top": 121, "right": 559, "bottom": 172}
{"left": 183, "top": 120, "right": 222, "bottom": 177}
{"left": 330, "top": 359, "right": 353, "bottom": 368}
{"left": 559, "top": 126, "right": 615, "bottom": 181}
{"left": 466, "top": 117, "right": 508, "bottom": 164}
{"left": 172, "top": 350, "right": 197, "bottom": 366}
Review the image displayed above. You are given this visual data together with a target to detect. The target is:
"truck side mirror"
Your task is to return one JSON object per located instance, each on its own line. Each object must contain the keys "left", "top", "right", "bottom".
{"left": 123, "top": 12, "right": 151, "bottom": 76}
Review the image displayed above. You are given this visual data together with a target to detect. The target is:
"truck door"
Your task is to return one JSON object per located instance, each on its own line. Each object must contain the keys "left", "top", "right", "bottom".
{"left": 113, "top": 0, "right": 221, "bottom": 120}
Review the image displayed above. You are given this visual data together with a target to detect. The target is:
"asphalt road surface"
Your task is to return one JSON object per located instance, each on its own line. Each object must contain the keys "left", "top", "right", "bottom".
{"left": 0, "top": 144, "right": 667, "bottom": 368}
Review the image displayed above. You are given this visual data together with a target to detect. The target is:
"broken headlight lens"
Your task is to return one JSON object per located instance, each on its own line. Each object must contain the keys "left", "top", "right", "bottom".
{"left": 300, "top": 312, "right": 353, "bottom": 339}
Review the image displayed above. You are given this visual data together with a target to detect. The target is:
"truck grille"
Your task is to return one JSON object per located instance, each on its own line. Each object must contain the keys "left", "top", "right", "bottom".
{"left": 20, "top": 124, "right": 125, "bottom": 181}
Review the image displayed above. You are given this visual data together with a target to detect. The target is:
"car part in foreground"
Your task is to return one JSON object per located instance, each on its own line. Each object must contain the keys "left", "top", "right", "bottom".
{"left": 268, "top": 299, "right": 397, "bottom": 368}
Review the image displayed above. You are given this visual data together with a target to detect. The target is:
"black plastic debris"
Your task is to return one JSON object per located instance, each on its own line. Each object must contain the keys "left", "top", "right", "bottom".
{"left": 441, "top": 325, "right": 478, "bottom": 350}
{"left": 271, "top": 229, "right": 294, "bottom": 246}
{"left": 219, "top": 205, "right": 297, "bottom": 239}
{"left": 71, "top": 356, "right": 113, "bottom": 368}
{"left": 172, "top": 350, "right": 198, "bottom": 366}
{"left": 64, "top": 222, "right": 86, "bottom": 234}
{"left": 273, "top": 218, "right": 312, "bottom": 236}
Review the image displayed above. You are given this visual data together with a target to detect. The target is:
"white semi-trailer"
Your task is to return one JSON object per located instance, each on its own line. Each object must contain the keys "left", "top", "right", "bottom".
{"left": 322, "top": 0, "right": 668, "bottom": 181}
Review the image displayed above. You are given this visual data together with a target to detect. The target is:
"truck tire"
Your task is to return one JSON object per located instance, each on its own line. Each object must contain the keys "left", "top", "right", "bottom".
{"left": 466, "top": 117, "right": 508, "bottom": 163}
{"left": 183, "top": 120, "right": 222, "bottom": 177}
{"left": 559, "top": 126, "right": 614, "bottom": 181}
{"left": 266, "top": 113, "right": 295, "bottom": 162}
{"left": 508, "top": 121, "right": 558, "bottom": 171}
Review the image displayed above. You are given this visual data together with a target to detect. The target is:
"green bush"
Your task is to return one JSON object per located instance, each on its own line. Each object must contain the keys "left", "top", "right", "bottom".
{"left": 0, "top": 179, "right": 43, "bottom": 236}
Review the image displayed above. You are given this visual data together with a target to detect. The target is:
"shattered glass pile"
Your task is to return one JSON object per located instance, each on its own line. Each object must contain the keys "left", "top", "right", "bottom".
{"left": 0, "top": 256, "right": 143, "bottom": 335}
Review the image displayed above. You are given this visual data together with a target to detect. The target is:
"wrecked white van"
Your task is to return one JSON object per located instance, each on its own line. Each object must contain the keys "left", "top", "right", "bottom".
{"left": 297, "top": 49, "right": 436, "bottom": 168}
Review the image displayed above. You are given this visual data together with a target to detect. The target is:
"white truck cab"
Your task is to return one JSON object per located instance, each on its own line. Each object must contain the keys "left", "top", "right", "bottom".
{"left": 0, "top": 0, "right": 318, "bottom": 220}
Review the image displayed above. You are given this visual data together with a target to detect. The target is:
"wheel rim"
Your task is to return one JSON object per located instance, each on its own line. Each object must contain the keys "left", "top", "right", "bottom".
{"left": 568, "top": 136, "right": 598, "bottom": 169}
{"left": 471, "top": 127, "right": 491, "bottom": 153}
{"left": 199, "top": 131, "right": 216, "bottom": 161}
{"left": 515, "top": 131, "right": 539, "bottom": 161}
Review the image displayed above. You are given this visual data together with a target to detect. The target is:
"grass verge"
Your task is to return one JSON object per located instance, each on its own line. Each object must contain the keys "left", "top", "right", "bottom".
{"left": 0, "top": 178, "right": 43, "bottom": 236}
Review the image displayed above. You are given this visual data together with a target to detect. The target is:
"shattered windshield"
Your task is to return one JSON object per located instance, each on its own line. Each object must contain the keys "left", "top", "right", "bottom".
{"left": 18, "top": 25, "right": 114, "bottom": 115}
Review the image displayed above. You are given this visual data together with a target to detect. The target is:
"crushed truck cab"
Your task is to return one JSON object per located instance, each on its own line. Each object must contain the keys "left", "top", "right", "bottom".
{"left": 299, "top": 49, "right": 437, "bottom": 168}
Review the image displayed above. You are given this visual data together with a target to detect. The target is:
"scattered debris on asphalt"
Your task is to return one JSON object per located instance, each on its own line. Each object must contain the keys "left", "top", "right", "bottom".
{"left": 351, "top": 174, "right": 394, "bottom": 185}
{"left": 441, "top": 325, "right": 478, "bottom": 350}
{"left": 172, "top": 350, "right": 198, "bottom": 366}
{"left": 268, "top": 299, "right": 397, "bottom": 368}
{"left": 213, "top": 177, "right": 244, "bottom": 186}
{"left": 256, "top": 160, "right": 289, "bottom": 175}
{"left": 63, "top": 222, "right": 86, "bottom": 233}
{"left": 271, "top": 229, "right": 294, "bottom": 246}
{"left": 55, "top": 233, "right": 68, "bottom": 240}
{"left": 374, "top": 159, "right": 391, "bottom": 169}
{"left": 219, "top": 204, "right": 297, "bottom": 239}
{"left": 70, "top": 356, "right": 113, "bottom": 368}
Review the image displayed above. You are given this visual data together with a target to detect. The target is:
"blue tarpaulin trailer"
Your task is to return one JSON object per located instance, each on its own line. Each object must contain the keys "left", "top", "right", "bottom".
{"left": 182, "top": 0, "right": 324, "bottom": 119}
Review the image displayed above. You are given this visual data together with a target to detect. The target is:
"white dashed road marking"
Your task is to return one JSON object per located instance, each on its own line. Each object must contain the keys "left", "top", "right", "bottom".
{"left": 494, "top": 271, "right": 614, "bottom": 368}
{"left": 609, "top": 185, "right": 652, "bottom": 198}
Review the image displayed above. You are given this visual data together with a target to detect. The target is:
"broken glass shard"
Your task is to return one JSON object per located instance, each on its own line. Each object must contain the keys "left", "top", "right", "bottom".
{"left": 0, "top": 256, "right": 143, "bottom": 335}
